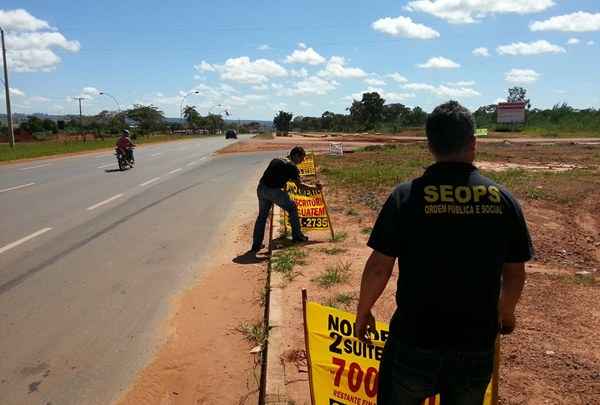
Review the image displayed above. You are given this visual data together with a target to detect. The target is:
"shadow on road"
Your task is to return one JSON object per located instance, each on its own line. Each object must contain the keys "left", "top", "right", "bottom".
{"left": 104, "top": 169, "right": 122, "bottom": 173}
{"left": 232, "top": 251, "right": 269, "bottom": 264}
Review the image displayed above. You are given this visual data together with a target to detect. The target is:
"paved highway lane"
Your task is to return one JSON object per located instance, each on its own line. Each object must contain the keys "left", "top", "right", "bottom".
{"left": 0, "top": 137, "right": 280, "bottom": 404}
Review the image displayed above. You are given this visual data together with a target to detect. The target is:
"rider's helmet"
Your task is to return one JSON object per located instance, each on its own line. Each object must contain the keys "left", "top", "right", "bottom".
{"left": 122, "top": 129, "right": 130, "bottom": 137}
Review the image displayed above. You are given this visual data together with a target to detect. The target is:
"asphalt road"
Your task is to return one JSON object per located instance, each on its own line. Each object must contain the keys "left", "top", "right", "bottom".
{"left": 0, "top": 137, "right": 276, "bottom": 404}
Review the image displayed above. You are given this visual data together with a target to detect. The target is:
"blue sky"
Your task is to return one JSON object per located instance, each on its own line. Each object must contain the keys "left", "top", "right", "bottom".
{"left": 1, "top": 1, "right": 599, "bottom": 120}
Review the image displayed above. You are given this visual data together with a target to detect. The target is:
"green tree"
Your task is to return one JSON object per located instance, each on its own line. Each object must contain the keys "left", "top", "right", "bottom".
{"left": 126, "top": 104, "right": 166, "bottom": 134}
{"left": 273, "top": 110, "right": 293, "bottom": 135}
{"left": 42, "top": 118, "right": 58, "bottom": 133}
{"left": 183, "top": 105, "right": 200, "bottom": 128}
{"left": 507, "top": 86, "right": 531, "bottom": 109}
{"left": 349, "top": 92, "right": 385, "bottom": 130}
{"left": 205, "top": 113, "right": 224, "bottom": 134}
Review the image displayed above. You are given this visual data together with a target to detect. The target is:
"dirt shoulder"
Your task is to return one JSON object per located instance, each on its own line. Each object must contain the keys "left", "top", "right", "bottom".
{"left": 115, "top": 169, "right": 267, "bottom": 405}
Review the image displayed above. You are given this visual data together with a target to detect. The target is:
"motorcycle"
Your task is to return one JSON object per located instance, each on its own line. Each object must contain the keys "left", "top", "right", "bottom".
{"left": 116, "top": 147, "right": 135, "bottom": 171}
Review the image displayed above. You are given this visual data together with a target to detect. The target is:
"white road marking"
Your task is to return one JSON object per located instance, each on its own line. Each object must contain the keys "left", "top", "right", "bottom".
{"left": 186, "top": 161, "right": 198, "bottom": 166}
{"left": 140, "top": 177, "right": 160, "bottom": 186}
{"left": 151, "top": 153, "right": 162, "bottom": 157}
{"left": 168, "top": 168, "right": 182, "bottom": 175}
{"left": 97, "top": 163, "right": 114, "bottom": 169}
{"left": 0, "top": 227, "right": 53, "bottom": 255}
{"left": 0, "top": 182, "right": 35, "bottom": 194}
{"left": 19, "top": 163, "right": 51, "bottom": 171}
{"left": 86, "top": 193, "right": 124, "bottom": 211}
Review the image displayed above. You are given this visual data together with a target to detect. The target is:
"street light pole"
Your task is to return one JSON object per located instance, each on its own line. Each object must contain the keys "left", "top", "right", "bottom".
{"left": 99, "top": 91, "right": 121, "bottom": 112}
{"left": 1, "top": 27, "right": 15, "bottom": 148}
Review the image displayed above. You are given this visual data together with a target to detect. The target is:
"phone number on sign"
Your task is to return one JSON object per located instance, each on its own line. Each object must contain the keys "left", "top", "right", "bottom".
{"left": 301, "top": 217, "right": 329, "bottom": 228}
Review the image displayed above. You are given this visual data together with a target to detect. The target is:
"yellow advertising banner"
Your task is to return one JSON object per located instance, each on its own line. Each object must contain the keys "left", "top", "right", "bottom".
{"left": 282, "top": 182, "right": 332, "bottom": 233}
{"left": 304, "top": 301, "right": 495, "bottom": 405}
{"left": 298, "top": 152, "right": 317, "bottom": 177}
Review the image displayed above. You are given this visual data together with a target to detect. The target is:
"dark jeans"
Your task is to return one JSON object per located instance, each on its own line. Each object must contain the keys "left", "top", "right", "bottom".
{"left": 252, "top": 183, "right": 303, "bottom": 249}
{"left": 378, "top": 338, "right": 494, "bottom": 405}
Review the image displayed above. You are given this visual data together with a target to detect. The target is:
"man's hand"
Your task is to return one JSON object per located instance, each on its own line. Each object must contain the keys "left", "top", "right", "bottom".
{"left": 355, "top": 310, "right": 376, "bottom": 343}
{"left": 500, "top": 310, "right": 516, "bottom": 335}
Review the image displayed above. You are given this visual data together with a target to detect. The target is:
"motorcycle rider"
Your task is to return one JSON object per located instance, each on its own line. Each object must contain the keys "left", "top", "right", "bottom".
{"left": 116, "top": 129, "right": 135, "bottom": 164}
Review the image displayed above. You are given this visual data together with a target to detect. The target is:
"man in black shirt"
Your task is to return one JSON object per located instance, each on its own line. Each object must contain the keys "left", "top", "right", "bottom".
{"left": 251, "top": 146, "right": 310, "bottom": 253}
{"left": 355, "top": 101, "right": 533, "bottom": 404}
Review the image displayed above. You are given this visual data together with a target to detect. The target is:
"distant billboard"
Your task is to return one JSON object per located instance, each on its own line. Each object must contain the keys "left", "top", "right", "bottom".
{"left": 497, "top": 102, "right": 526, "bottom": 124}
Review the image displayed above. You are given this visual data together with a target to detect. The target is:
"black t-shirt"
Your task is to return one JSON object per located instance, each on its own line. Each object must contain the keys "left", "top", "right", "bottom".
{"left": 259, "top": 158, "right": 301, "bottom": 188}
{"left": 368, "top": 162, "right": 533, "bottom": 350}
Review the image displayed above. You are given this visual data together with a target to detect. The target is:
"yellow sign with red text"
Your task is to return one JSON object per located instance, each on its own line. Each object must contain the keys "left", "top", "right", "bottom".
{"left": 304, "top": 302, "right": 494, "bottom": 405}
{"left": 282, "top": 182, "right": 331, "bottom": 231}
{"left": 297, "top": 152, "right": 317, "bottom": 177}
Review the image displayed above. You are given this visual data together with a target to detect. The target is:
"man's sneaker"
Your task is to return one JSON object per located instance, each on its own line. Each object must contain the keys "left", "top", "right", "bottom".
{"left": 250, "top": 244, "right": 265, "bottom": 253}
{"left": 292, "top": 235, "right": 309, "bottom": 243}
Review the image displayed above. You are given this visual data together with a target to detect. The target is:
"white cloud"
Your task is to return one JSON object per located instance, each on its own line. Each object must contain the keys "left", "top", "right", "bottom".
{"left": 0, "top": 9, "right": 52, "bottom": 31}
{"left": 0, "top": 11, "right": 80, "bottom": 72}
{"left": 318, "top": 56, "right": 367, "bottom": 78}
{"left": 284, "top": 76, "right": 338, "bottom": 95}
{"left": 285, "top": 47, "right": 326, "bottom": 65}
{"left": 194, "top": 61, "right": 215, "bottom": 72}
{"left": 446, "top": 81, "right": 476, "bottom": 86}
{"left": 9, "top": 87, "right": 25, "bottom": 96}
{"left": 28, "top": 95, "right": 50, "bottom": 102}
{"left": 365, "top": 78, "right": 387, "bottom": 86}
{"left": 417, "top": 56, "right": 460, "bottom": 69}
{"left": 505, "top": 68, "right": 540, "bottom": 83}
{"left": 387, "top": 73, "right": 409, "bottom": 83}
{"left": 349, "top": 87, "right": 415, "bottom": 103}
{"left": 257, "top": 44, "right": 271, "bottom": 51}
{"left": 567, "top": 37, "right": 580, "bottom": 45}
{"left": 271, "top": 83, "right": 283, "bottom": 89}
{"left": 298, "top": 42, "right": 307, "bottom": 49}
{"left": 372, "top": 16, "right": 440, "bottom": 39}
{"left": 252, "top": 84, "right": 269, "bottom": 91}
{"left": 473, "top": 47, "right": 490, "bottom": 57}
{"left": 497, "top": 40, "right": 565, "bottom": 55}
{"left": 227, "top": 94, "right": 266, "bottom": 106}
{"left": 404, "top": 82, "right": 481, "bottom": 98}
{"left": 406, "top": 0, "right": 555, "bottom": 24}
{"left": 82, "top": 86, "right": 99, "bottom": 96}
{"left": 291, "top": 68, "right": 308, "bottom": 78}
{"left": 588, "top": 40, "right": 596, "bottom": 46}
{"left": 216, "top": 57, "right": 287, "bottom": 84}
{"left": 531, "top": 12, "right": 600, "bottom": 32}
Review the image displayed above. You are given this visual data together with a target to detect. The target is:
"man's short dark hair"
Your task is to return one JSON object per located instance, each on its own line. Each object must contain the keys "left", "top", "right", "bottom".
{"left": 426, "top": 101, "right": 475, "bottom": 156}
{"left": 290, "top": 146, "right": 306, "bottom": 158}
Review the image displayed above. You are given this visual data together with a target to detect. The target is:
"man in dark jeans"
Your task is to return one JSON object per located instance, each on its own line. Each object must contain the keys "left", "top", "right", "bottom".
{"left": 355, "top": 101, "right": 533, "bottom": 404}
{"left": 251, "top": 146, "right": 311, "bottom": 253}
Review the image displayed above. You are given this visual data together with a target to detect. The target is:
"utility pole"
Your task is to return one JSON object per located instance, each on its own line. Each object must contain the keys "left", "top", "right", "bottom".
{"left": 1, "top": 27, "right": 15, "bottom": 148}
{"left": 74, "top": 97, "right": 85, "bottom": 142}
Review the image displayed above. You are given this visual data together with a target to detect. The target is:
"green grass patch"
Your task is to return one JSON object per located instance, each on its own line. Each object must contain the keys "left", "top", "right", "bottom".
{"left": 332, "top": 231, "right": 348, "bottom": 243}
{"left": 324, "top": 292, "right": 357, "bottom": 309}
{"left": 320, "top": 246, "right": 347, "bottom": 255}
{"left": 313, "top": 261, "right": 352, "bottom": 288}
{"left": 0, "top": 134, "right": 204, "bottom": 162}
{"left": 272, "top": 247, "right": 307, "bottom": 282}
{"left": 360, "top": 227, "right": 372, "bottom": 235}
{"left": 346, "top": 208, "right": 359, "bottom": 216}
{"left": 236, "top": 321, "right": 268, "bottom": 346}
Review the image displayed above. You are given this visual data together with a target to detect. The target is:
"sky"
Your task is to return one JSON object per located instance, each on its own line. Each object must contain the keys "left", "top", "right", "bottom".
{"left": 1, "top": 1, "right": 599, "bottom": 120}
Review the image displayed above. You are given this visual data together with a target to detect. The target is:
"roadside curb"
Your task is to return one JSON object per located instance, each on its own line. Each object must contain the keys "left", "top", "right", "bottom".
{"left": 261, "top": 207, "right": 289, "bottom": 404}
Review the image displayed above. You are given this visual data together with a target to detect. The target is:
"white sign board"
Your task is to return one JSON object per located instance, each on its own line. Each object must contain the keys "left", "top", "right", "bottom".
{"left": 497, "top": 102, "right": 526, "bottom": 124}
{"left": 328, "top": 142, "right": 343, "bottom": 156}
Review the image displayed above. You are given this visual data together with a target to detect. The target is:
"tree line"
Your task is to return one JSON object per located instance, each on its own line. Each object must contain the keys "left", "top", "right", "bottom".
{"left": 273, "top": 87, "right": 600, "bottom": 134}
{"left": 1, "top": 104, "right": 262, "bottom": 140}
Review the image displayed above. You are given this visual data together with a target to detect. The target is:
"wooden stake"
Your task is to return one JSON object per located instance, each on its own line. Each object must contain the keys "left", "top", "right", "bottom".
{"left": 302, "top": 289, "right": 316, "bottom": 405}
